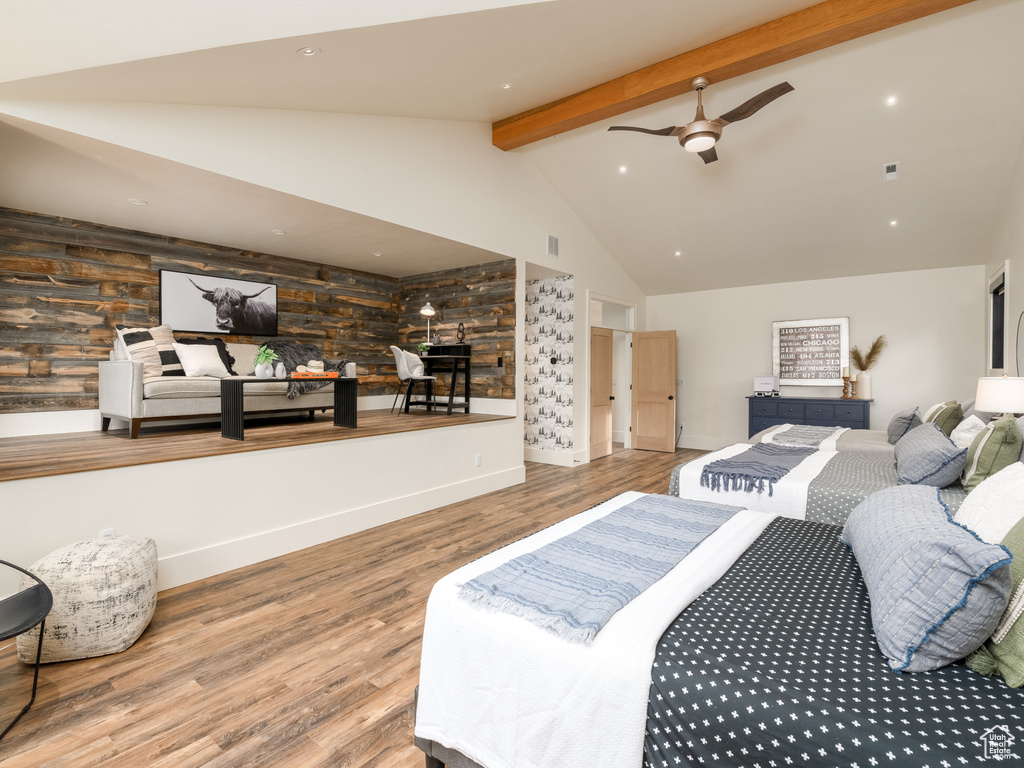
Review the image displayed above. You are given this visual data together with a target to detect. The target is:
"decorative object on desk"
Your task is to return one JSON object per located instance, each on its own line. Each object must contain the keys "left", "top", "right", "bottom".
{"left": 420, "top": 302, "right": 436, "bottom": 341}
{"left": 253, "top": 344, "right": 278, "bottom": 379}
{"left": 772, "top": 317, "right": 849, "bottom": 386}
{"left": 418, "top": 342, "right": 431, "bottom": 355}
{"left": 433, "top": 333, "right": 440, "bottom": 345}
{"left": 160, "top": 269, "right": 277, "bottom": 336}
{"left": 850, "top": 335, "right": 886, "bottom": 399}
{"left": 457, "top": 322, "right": 465, "bottom": 343}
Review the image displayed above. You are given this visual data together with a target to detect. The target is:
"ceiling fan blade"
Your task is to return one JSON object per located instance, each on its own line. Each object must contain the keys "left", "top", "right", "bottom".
{"left": 697, "top": 146, "right": 719, "bottom": 164}
{"left": 607, "top": 125, "right": 678, "bottom": 136}
{"left": 716, "top": 82, "right": 794, "bottom": 126}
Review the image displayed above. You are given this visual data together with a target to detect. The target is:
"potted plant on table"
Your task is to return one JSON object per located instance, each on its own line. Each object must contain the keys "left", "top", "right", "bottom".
{"left": 254, "top": 344, "right": 279, "bottom": 379}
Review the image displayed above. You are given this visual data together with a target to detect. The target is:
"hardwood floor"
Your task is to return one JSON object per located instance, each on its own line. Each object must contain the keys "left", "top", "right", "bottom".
{"left": 0, "top": 448, "right": 701, "bottom": 768}
{"left": 0, "top": 410, "right": 511, "bottom": 482}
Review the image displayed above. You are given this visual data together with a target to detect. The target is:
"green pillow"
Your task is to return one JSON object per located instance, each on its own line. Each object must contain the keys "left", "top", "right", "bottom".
{"left": 924, "top": 400, "right": 963, "bottom": 436}
{"left": 962, "top": 415, "right": 1023, "bottom": 492}
{"left": 968, "top": 516, "right": 1024, "bottom": 687}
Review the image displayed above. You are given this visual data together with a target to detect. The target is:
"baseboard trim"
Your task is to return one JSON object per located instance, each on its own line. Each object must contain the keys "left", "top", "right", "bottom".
{"left": 524, "top": 446, "right": 579, "bottom": 467}
{"left": 156, "top": 464, "right": 525, "bottom": 590}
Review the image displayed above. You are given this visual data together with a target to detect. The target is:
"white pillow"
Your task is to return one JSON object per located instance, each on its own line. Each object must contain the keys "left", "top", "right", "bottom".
{"left": 954, "top": 462, "right": 1024, "bottom": 543}
{"left": 403, "top": 350, "right": 425, "bottom": 377}
{"left": 951, "top": 414, "right": 987, "bottom": 451}
{"left": 172, "top": 343, "right": 230, "bottom": 378}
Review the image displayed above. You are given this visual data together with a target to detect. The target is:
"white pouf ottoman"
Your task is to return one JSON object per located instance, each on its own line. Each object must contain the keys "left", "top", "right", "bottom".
{"left": 17, "top": 536, "right": 158, "bottom": 664}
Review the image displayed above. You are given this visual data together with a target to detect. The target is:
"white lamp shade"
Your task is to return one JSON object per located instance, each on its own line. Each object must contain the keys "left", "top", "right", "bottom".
{"left": 974, "top": 376, "right": 1024, "bottom": 414}
{"left": 420, "top": 302, "right": 436, "bottom": 317}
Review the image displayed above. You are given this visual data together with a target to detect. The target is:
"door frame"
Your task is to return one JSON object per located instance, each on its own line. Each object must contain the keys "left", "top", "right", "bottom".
{"left": 586, "top": 291, "right": 637, "bottom": 463}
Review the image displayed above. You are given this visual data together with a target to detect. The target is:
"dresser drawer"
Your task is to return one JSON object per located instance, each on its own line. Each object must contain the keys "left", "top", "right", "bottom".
{"left": 779, "top": 402, "right": 805, "bottom": 419}
{"left": 750, "top": 399, "right": 778, "bottom": 417}
{"left": 835, "top": 403, "right": 867, "bottom": 422}
{"left": 804, "top": 403, "right": 834, "bottom": 420}
{"left": 750, "top": 416, "right": 789, "bottom": 435}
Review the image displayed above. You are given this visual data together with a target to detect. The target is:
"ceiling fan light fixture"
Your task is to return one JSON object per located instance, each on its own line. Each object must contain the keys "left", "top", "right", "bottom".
{"left": 682, "top": 133, "right": 717, "bottom": 153}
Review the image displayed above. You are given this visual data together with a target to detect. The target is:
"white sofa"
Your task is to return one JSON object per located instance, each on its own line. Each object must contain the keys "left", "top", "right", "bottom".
{"left": 98, "top": 340, "right": 356, "bottom": 438}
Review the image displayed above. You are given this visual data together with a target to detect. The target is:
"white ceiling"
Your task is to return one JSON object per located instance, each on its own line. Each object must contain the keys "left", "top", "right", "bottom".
{"left": 1, "top": 0, "right": 1023, "bottom": 291}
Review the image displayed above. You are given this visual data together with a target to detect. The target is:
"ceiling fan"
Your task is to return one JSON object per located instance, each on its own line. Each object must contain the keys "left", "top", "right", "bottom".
{"left": 608, "top": 77, "right": 794, "bottom": 164}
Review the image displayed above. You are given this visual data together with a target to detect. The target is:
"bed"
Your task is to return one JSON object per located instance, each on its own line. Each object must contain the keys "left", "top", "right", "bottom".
{"left": 415, "top": 490, "right": 1024, "bottom": 768}
{"left": 671, "top": 425, "right": 966, "bottom": 526}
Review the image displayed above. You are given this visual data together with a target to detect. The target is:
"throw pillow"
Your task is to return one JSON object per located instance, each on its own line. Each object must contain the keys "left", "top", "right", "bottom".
{"left": 950, "top": 414, "right": 987, "bottom": 451}
{"left": 841, "top": 485, "right": 1012, "bottom": 672}
{"left": 887, "top": 406, "right": 922, "bottom": 444}
{"left": 172, "top": 343, "right": 231, "bottom": 378}
{"left": 176, "top": 336, "right": 236, "bottom": 375}
{"left": 961, "top": 415, "right": 1023, "bottom": 493}
{"left": 403, "top": 350, "right": 425, "bottom": 377}
{"left": 955, "top": 462, "right": 1024, "bottom": 544}
{"left": 115, "top": 323, "right": 183, "bottom": 378}
{"left": 923, "top": 400, "right": 963, "bottom": 436}
{"left": 894, "top": 422, "right": 968, "bottom": 487}
{"left": 968, "top": 516, "right": 1024, "bottom": 687}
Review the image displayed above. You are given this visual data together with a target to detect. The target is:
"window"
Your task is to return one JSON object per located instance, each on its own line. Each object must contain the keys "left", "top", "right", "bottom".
{"left": 989, "top": 265, "right": 1008, "bottom": 374}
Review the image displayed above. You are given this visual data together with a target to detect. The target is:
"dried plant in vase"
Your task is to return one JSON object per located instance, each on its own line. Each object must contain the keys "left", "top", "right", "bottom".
{"left": 850, "top": 335, "right": 886, "bottom": 399}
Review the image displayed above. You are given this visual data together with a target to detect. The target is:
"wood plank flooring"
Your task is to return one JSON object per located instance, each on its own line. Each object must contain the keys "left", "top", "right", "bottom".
{"left": 0, "top": 410, "right": 510, "bottom": 482}
{"left": 0, "top": 448, "right": 702, "bottom": 768}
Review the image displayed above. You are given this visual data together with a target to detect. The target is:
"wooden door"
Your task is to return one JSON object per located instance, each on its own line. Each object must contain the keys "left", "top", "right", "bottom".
{"left": 631, "top": 330, "right": 677, "bottom": 452}
{"left": 590, "top": 326, "right": 614, "bottom": 459}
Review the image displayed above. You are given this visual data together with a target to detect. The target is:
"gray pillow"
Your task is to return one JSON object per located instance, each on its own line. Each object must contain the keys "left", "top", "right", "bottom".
{"left": 886, "top": 406, "right": 922, "bottom": 444}
{"left": 894, "top": 421, "right": 968, "bottom": 487}
{"left": 841, "top": 485, "right": 1012, "bottom": 672}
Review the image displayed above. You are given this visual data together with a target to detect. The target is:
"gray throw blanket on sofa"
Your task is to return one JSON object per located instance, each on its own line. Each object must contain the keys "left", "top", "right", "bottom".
{"left": 458, "top": 494, "right": 743, "bottom": 644}
{"left": 263, "top": 341, "right": 351, "bottom": 399}
{"left": 700, "top": 442, "right": 815, "bottom": 497}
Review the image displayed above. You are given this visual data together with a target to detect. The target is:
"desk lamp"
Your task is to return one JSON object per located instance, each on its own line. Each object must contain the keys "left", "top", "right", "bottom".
{"left": 420, "top": 302, "right": 436, "bottom": 342}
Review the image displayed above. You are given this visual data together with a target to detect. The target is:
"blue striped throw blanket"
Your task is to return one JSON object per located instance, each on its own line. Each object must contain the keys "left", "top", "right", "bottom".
{"left": 700, "top": 443, "right": 815, "bottom": 497}
{"left": 769, "top": 424, "right": 844, "bottom": 448}
{"left": 458, "top": 494, "right": 742, "bottom": 644}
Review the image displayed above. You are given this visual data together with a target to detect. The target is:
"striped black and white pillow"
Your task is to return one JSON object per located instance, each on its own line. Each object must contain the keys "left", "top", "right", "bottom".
{"left": 115, "top": 323, "right": 184, "bottom": 378}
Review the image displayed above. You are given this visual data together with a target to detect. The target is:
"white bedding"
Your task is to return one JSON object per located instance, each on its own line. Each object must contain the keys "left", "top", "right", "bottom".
{"left": 673, "top": 442, "right": 837, "bottom": 519}
{"left": 415, "top": 491, "right": 777, "bottom": 768}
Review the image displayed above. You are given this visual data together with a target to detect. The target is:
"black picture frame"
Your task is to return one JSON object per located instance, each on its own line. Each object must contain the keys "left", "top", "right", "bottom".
{"left": 159, "top": 270, "right": 278, "bottom": 336}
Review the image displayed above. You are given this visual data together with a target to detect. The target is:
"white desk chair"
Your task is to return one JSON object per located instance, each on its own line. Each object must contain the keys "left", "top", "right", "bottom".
{"left": 389, "top": 346, "right": 436, "bottom": 414}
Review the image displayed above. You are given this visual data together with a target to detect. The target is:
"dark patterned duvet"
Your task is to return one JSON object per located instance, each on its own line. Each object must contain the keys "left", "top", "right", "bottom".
{"left": 643, "top": 518, "right": 1023, "bottom": 768}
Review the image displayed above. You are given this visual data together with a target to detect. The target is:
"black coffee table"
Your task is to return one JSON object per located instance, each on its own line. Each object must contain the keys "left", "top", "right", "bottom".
{"left": 220, "top": 376, "right": 357, "bottom": 440}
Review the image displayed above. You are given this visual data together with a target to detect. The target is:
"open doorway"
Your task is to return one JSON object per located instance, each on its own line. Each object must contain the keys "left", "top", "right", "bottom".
{"left": 589, "top": 293, "right": 636, "bottom": 461}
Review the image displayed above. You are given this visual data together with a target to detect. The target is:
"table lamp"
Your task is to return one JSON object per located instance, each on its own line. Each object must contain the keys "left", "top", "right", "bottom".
{"left": 420, "top": 302, "right": 436, "bottom": 342}
{"left": 973, "top": 376, "right": 1024, "bottom": 417}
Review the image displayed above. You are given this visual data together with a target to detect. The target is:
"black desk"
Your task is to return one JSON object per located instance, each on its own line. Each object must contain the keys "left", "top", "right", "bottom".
{"left": 221, "top": 376, "right": 358, "bottom": 440}
{"left": 412, "top": 355, "right": 471, "bottom": 415}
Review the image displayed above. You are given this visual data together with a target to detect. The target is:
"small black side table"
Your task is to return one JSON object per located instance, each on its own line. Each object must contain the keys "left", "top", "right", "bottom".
{"left": 221, "top": 376, "right": 357, "bottom": 440}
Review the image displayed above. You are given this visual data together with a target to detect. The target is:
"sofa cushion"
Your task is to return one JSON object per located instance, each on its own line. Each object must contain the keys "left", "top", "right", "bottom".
{"left": 225, "top": 343, "right": 261, "bottom": 376}
{"left": 116, "top": 323, "right": 183, "bottom": 378}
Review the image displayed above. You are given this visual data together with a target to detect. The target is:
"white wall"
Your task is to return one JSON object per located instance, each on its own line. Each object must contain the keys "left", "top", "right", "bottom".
{"left": 2, "top": 418, "right": 524, "bottom": 597}
{"left": 986, "top": 131, "right": 1024, "bottom": 375}
{"left": 647, "top": 265, "right": 987, "bottom": 450}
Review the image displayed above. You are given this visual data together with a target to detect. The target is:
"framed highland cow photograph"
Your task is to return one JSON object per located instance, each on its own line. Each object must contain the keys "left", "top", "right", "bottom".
{"left": 159, "top": 270, "right": 278, "bottom": 336}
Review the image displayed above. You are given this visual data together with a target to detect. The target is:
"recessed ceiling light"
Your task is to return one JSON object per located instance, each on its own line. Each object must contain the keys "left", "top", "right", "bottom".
{"left": 886, "top": 95, "right": 899, "bottom": 106}
{"left": 296, "top": 46, "right": 320, "bottom": 57}
{"left": 371, "top": 252, "right": 382, "bottom": 258}
{"left": 618, "top": 165, "right": 628, "bottom": 174}
{"left": 128, "top": 198, "right": 148, "bottom": 206}
{"left": 271, "top": 229, "right": 287, "bottom": 236}
{"left": 501, "top": 83, "right": 513, "bottom": 90}
{"left": 674, "top": 251, "right": 682, "bottom": 257}
{"left": 889, "top": 220, "right": 899, "bottom": 227}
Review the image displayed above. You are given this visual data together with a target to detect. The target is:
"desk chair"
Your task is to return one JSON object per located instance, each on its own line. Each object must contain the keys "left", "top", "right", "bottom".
{"left": 0, "top": 560, "right": 53, "bottom": 743}
{"left": 390, "top": 346, "right": 436, "bottom": 414}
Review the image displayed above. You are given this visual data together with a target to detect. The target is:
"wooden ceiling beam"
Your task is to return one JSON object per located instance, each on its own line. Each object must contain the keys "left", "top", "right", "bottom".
{"left": 492, "top": 0, "right": 978, "bottom": 150}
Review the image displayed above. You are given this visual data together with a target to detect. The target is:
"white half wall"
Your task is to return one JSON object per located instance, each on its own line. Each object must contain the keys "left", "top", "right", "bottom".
{"left": 1, "top": 418, "right": 524, "bottom": 596}
{"left": 647, "top": 265, "right": 987, "bottom": 450}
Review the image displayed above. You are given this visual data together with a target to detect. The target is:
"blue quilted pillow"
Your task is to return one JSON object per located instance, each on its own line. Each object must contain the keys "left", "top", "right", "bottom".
{"left": 841, "top": 485, "right": 1012, "bottom": 672}
{"left": 887, "top": 406, "right": 922, "bottom": 444}
{"left": 894, "top": 421, "right": 968, "bottom": 487}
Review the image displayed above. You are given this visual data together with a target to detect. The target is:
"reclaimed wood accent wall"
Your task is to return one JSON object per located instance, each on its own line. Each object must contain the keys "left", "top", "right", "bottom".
{"left": 0, "top": 208, "right": 516, "bottom": 415}
{"left": 399, "top": 261, "right": 516, "bottom": 399}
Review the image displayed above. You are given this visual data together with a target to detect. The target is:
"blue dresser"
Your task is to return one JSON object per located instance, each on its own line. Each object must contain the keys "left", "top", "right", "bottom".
{"left": 747, "top": 396, "right": 872, "bottom": 438}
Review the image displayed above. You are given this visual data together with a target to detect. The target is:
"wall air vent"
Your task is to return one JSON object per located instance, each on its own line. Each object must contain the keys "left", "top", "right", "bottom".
{"left": 883, "top": 162, "right": 900, "bottom": 182}
{"left": 547, "top": 234, "right": 559, "bottom": 258}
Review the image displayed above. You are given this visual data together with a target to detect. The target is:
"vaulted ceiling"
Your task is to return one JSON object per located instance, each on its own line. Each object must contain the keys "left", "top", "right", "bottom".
{"left": 2, "top": 0, "right": 1022, "bottom": 293}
